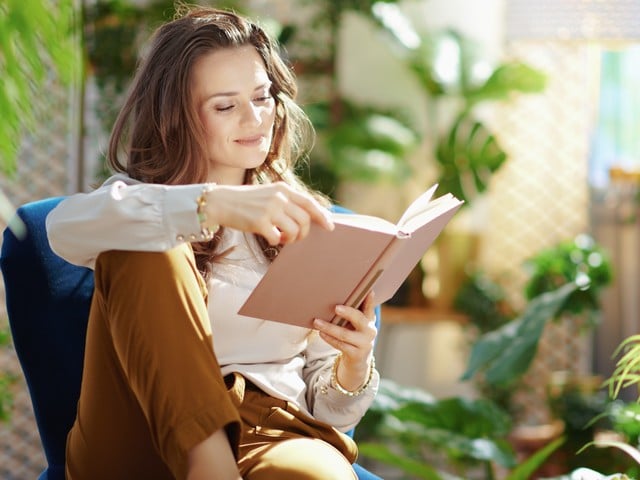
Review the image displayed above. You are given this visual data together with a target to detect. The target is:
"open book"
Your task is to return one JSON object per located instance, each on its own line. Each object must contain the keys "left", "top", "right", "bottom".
{"left": 238, "top": 185, "right": 463, "bottom": 328}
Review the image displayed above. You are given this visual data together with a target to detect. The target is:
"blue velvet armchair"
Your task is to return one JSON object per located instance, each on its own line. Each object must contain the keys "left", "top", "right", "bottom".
{"left": 0, "top": 197, "right": 381, "bottom": 480}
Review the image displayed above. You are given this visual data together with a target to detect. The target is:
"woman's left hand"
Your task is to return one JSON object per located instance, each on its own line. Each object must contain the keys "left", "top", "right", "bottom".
{"left": 313, "top": 292, "right": 377, "bottom": 392}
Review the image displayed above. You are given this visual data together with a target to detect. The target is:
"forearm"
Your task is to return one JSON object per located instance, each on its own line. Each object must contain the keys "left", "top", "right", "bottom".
{"left": 334, "top": 353, "right": 374, "bottom": 392}
{"left": 46, "top": 175, "right": 207, "bottom": 268}
{"left": 187, "top": 429, "right": 241, "bottom": 480}
{"left": 304, "top": 346, "right": 379, "bottom": 432}
{"left": 311, "top": 363, "right": 379, "bottom": 432}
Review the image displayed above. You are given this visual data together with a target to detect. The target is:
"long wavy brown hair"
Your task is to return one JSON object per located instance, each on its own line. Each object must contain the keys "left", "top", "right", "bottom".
{"left": 107, "top": 5, "right": 328, "bottom": 277}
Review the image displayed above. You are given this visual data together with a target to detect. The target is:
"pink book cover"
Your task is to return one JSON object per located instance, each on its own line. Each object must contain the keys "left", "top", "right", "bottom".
{"left": 238, "top": 188, "right": 462, "bottom": 328}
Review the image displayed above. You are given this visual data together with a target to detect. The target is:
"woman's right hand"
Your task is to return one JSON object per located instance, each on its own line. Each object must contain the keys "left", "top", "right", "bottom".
{"left": 205, "top": 182, "right": 334, "bottom": 246}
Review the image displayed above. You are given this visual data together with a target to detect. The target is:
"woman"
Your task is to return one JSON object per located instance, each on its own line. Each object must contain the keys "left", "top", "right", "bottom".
{"left": 46, "top": 5, "right": 379, "bottom": 480}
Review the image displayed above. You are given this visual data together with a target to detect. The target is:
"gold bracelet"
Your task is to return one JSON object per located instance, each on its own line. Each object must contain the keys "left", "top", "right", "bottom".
{"left": 330, "top": 353, "right": 375, "bottom": 397}
{"left": 196, "top": 183, "right": 220, "bottom": 241}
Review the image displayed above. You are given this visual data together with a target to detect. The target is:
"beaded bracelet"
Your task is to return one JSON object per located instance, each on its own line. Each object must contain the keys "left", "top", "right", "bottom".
{"left": 196, "top": 183, "right": 220, "bottom": 241}
{"left": 330, "top": 353, "right": 375, "bottom": 397}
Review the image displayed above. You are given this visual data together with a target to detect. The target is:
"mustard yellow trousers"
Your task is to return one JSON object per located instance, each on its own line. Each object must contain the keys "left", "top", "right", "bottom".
{"left": 65, "top": 245, "right": 357, "bottom": 480}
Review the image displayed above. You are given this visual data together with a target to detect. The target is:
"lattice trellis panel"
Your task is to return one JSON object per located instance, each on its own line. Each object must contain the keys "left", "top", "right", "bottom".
{"left": 0, "top": 73, "right": 75, "bottom": 478}
{"left": 479, "top": 42, "right": 598, "bottom": 424}
{"left": 0, "top": 79, "right": 74, "bottom": 209}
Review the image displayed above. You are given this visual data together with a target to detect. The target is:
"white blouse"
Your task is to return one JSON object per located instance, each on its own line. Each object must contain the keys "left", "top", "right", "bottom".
{"left": 46, "top": 174, "right": 379, "bottom": 432}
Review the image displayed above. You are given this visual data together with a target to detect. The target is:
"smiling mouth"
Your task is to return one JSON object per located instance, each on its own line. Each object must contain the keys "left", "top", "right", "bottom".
{"left": 236, "top": 135, "right": 265, "bottom": 146}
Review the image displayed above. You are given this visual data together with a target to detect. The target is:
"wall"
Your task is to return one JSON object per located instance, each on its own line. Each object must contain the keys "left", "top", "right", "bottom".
{"left": 336, "top": 0, "right": 509, "bottom": 398}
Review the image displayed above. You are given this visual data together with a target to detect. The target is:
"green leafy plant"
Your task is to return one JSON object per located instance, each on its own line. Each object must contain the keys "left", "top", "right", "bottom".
{"left": 0, "top": 0, "right": 77, "bottom": 174}
{"left": 608, "top": 335, "right": 640, "bottom": 400}
{"left": 277, "top": 0, "right": 411, "bottom": 197}
{"left": 457, "top": 235, "right": 618, "bottom": 476}
{"left": 454, "top": 270, "right": 515, "bottom": 334}
{"left": 582, "top": 334, "right": 640, "bottom": 477}
{"left": 355, "top": 378, "right": 564, "bottom": 479}
{"left": 371, "top": 6, "right": 547, "bottom": 206}
{"left": 461, "top": 282, "right": 579, "bottom": 388}
{"left": 524, "top": 234, "right": 614, "bottom": 326}
{"left": 459, "top": 234, "right": 613, "bottom": 389}
{"left": 300, "top": 101, "right": 418, "bottom": 196}
{"left": 546, "top": 372, "right": 633, "bottom": 474}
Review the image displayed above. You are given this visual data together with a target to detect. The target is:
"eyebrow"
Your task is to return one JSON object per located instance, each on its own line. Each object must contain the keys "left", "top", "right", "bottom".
{"left": 204, "top": 82, "right": 272, "bottom": 101}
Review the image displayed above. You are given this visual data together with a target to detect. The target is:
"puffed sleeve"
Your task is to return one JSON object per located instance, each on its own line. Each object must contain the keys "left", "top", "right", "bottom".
{"left": 46, "top": 174, "right": 209, "bottom": 269}
{"left": 302, "top": 332, "right": 379, "bottom": 432}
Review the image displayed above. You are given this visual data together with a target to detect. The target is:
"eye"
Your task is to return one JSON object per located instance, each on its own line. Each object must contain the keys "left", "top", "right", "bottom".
{"left": 215, "top": 105, "right": 234, "bottom": 112}
{"left": 254, "top": 93, "right": 273, "bottom": 104}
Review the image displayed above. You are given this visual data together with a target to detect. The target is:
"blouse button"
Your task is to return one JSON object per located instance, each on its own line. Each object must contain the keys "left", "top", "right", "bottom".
{"left": 176, "top": 234, "right": 185, "bottom": 242}
{"left": 189, "top": 234, "right": 197, "bottom": 241}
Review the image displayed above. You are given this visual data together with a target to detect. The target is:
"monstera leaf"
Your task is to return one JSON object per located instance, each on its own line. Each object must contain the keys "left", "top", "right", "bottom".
{"left": 435, "top": 113, "right": 507, "bottom": 204}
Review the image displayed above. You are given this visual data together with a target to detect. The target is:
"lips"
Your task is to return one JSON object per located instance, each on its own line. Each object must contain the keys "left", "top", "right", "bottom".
{"left": 235, "top": 134, "right": 265, "bottom": 146}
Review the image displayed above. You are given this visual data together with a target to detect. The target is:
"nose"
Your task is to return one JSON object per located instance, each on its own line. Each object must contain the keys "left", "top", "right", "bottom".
{"left": 240, "top": 102, "right": 262, "bottom": 126}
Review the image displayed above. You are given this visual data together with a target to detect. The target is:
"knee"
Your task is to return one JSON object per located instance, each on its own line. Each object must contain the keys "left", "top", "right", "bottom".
{"left": 94, "top": 245, "right": 206, "bottom": 307}
{"left": 96, "top": 245, "right": 198, "bottom": 288}
{"left": 245, "top": 438, "right": 357, "bottom": 480}
{"left": 98, "top": 244, "right": 193, "bottom": 274}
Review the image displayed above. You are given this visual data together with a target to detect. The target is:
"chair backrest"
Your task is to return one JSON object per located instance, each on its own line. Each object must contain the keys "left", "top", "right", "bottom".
{"left": 0, "top": 198, "right": 382, "bottom": 480}
{"left": 1, "top": 197, "right": 94, "bottom": 480}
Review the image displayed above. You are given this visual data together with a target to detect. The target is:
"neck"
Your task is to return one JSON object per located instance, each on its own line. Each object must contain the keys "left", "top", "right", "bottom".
{"left": 208, "top": 168, "right": 247, "bottom": 186}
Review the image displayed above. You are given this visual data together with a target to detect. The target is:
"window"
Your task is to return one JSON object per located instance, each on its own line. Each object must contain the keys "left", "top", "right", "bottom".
{"left": 589, "top": 45, "right": 640, "bottom": 187}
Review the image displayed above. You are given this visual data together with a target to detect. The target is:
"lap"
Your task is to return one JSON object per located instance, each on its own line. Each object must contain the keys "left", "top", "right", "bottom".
{"left": 242, "top": 438, "right": 357, "bottom": 480}
{"left": 226, "top": 374, "right": 358, "bottom": 479}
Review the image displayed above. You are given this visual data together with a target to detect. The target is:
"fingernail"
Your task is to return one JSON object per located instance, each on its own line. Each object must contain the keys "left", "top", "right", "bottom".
{"left": 313, "top": 318, "right": 326, "bottom": 328}
{"left": 325, "top": 214, "right": 335, "bottom": 230}
{"left": 335, "top": 305, "right": 346, "bottom": 314}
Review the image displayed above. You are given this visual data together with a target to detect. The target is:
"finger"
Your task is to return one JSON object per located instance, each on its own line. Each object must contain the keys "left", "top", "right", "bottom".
{"left": 317, "top": 330, "right": 359, "bottom": 356}
{"left": 283, "top": 202, "right": 312, "bottom": 240}
{"left": 288, "top": 191, "right": 334, "bottom": 231}
{"left": 314, "top": 317, "right": 371, "bottom": 350}
{"left": 272, "top": 212, "right": 302, "bottom": 245}
{"left": 335, "top": 304, "right": 370, "bottom": 331}
{"left": 262, "top": 224, "right": 282, "bottom": 246}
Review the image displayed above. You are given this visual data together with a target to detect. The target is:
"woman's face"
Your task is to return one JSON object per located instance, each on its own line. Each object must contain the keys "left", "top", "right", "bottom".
{"left": 191, "top": 45, "right": 276, "bottom": 185}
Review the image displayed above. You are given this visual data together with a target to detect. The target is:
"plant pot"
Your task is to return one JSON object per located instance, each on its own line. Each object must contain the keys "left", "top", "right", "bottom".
{"left": 509, "top": 419, "right": 567, "bottom": 478}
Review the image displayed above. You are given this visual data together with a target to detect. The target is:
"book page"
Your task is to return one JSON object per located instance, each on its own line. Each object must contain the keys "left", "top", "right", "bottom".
{"left": 397, "top": 184, "right": 438, "bottom": 226}
{"left": 331, "top": 213, "right": 397, "bottom": 234}
{"left": 400, "top": 194, "right": 463, "bottom": 233}
{"left": 372, "top": 200, "right": 463, "bottom": 303}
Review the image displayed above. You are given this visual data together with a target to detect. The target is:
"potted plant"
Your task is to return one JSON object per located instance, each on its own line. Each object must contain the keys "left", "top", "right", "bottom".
{"left": 457, "top": 234, "right": 613, "bottom": 475}
{"left": 546, "top": 336, "right": 640, "bottom": 479}
{"left": 523, "top": 234, "right": 613, "bottom": 328}
{"left": 354, "top": 377, "right": 564, "bottom": 479}
{"left": 459, "top": 234, "right": 612, "bottom": 384}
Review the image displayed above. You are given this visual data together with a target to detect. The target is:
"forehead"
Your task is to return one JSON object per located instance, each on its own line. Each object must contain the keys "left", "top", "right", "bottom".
{"left": 191, "top": 45, "right": 270, "bottom": 97}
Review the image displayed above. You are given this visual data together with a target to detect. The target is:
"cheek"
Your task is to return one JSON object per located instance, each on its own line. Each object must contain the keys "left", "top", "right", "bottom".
{"left": 202, "top": 115, "right": 226, "bottom": 144}
{"left": 266, "top": 106, "right": 277, "bottom": 131}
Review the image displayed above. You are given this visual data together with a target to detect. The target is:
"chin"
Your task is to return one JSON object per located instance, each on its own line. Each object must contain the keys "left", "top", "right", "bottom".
{"left": 246, "top": 153, "right": 271, "bottom": 169}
